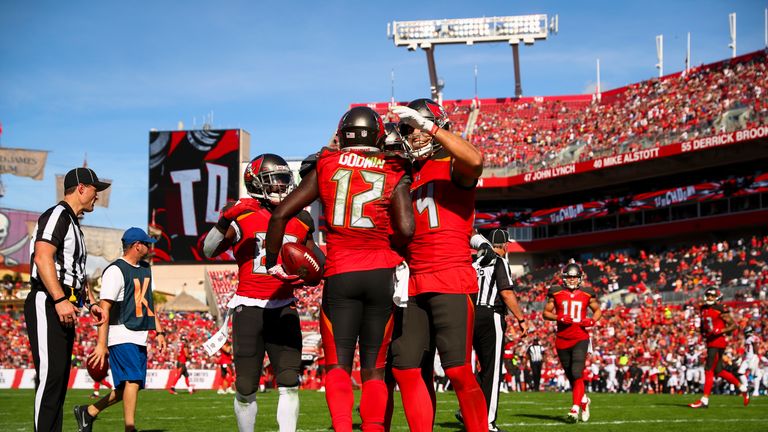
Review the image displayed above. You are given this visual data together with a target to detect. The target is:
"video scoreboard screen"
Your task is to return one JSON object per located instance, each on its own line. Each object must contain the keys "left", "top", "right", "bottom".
{"left": 148, "top": 129, "right": 249, "bottom": 263}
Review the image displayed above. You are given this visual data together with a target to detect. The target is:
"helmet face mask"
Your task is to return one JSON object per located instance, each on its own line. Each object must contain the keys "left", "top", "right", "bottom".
{"left": 244, "top": 154, "right": 295, "bottom": 207}
{"left": 398, "top": 98, "right": 450, "bottom": 160}
{"left": 704, "top": 288, "right": 722, "bottom": 306}
{"left": 561, "top": 263, "right": 583, "bottom": 290}
{"left": 383, "top": 122, "right": 407, "bottom": 154}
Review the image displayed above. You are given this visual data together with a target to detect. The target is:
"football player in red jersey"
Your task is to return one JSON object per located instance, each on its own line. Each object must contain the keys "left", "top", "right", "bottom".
{"left": 688, "top": 288, "right": 750, "bottom": 408}
{"left": 387, "top": 99, "right": 488, "bottom": 432}
{"left": 217, "top": 342, "right": 235, "bottom": 395}
{"left": 543, "top": 262, "right": 602, "bottom": 423}
{"left": 265, "top": 107, "right": 414, "bottom": 432}
{"left": 202, "top": 153, "right": 320, "bottom": 432}
{"left": 169, "top": 340, "right": 193, "bottom": 394}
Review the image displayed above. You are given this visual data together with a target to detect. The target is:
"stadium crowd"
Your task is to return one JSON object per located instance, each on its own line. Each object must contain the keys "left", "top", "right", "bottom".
{"left": 472, "top": 50, "right": 768, "bottom": 172}
{"left": 514, "top": 234, "right": 768, "bottom": 304}
{"left": 500, "top": 300, "right": 766, "bottom": 396}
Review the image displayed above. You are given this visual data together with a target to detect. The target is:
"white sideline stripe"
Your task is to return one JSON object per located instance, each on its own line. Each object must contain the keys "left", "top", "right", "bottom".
{"left": 488, "top": 312, "right": 503, "bottom": 423}
{"left": 33, "top": 292, "right": 48, "bottom": 430}
{"left": 497, "top": 418, "right": 768, "bottom": 427}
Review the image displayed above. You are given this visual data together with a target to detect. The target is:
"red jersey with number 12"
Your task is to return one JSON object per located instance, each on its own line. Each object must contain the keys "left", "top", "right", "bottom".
{"left": 701, "top": 304, "right": 728, "bottom": 349}
{"left": 407, "top": 155, "right": 475, "bottom": 276}
{"left": 232, "top": 206, "right": 310, "bottom": 300}
{"left": 316, "top": 147, "right": 408, "bottom": 277}
{"left": 548, "top": 285, "right": 596, "bottom": 349}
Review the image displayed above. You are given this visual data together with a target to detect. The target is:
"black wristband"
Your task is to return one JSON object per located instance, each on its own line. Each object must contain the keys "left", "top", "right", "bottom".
{"left": 157, "top": 331, "right": 166, "bottom": 337}
{"left": 86, "top": 303, "right": 97, "bottom": 312}
{"left": 265, "top": 251, "right": 278, "bottom": 269}
{"left": 53, "top": 296, "right": 68, "bottom": 305}
{"left": 215, "top": 217, "right": 232, "bottom": 232}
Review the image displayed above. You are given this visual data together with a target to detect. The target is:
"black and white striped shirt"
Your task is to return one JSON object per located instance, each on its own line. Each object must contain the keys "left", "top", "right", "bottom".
{"left": 473, "top": 254, "right": 513, "bottom": 313}
{"left": 30, "top": 201, "right": 87, "bottom": 294}
{"left": 527, "top": 343, "right": 544, "bottom": 363}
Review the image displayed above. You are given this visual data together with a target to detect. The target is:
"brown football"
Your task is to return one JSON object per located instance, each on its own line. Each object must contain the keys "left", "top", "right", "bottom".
{"left": 281, "top": 242, "right": 322, "bottom": 285}
{"left": 87, "top": 355, "right": 109, "bottom": 382}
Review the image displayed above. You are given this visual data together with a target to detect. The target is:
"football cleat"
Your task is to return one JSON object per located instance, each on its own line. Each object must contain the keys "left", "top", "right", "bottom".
{"left": 580, "top": 396, "right": 591, "bottom": 422}
{"left": 565, "top": 407, "right": 579, "bottom": 423}
{"left": 489, "top": 422, "right": 508, "bottom": 432}
{"left": 742, "top": 391, "right": 750, "bottom": 407}
{"left": 455, "top": 410, "right": 464, "bottom": 425}
{"left": 168, "top": 388, "right": 178, "bottom": 395}
{"left": 73, "top": 405, "right": 95, "bottom": 432}
{"left": 688, "top": 400, "right": 708, "bottom": 408}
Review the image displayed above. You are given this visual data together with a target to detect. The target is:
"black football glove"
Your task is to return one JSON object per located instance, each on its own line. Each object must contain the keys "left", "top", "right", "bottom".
{"left": 477, "top": 243, "right": 495, "bottom": 267}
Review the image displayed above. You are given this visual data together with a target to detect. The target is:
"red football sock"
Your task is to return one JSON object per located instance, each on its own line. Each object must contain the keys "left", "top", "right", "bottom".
{"left": 392, "top": 368, "right": 433, "bottom": 432}
{"left": 102, "top": 380, "right": 112, "bottom": 389}
{"left": 572, "top": 378, "right": 585, "bottom": 406}
{"left": 184, "top": 376, "right": 190, "bottom": 387}
{"left": 360, "top": 379, "right": 388, "bottom": 431}
{"left": 324, "top": 368, "right": 354, "bottom": 432}
{"left": 445, "top": 365, "right": 488, "bottom": 432}
{"left": 703, "top": 369, "right": 714, "bottom": 397}
{"left": 718, "top": 370, "right": 741, "bottom": 387}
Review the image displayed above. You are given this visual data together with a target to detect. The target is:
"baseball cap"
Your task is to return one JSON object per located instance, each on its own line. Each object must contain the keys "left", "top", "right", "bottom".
{"left": 489, "top": 229, "right": 509, "bottom": 245}
{"left": 64, "top": 167, "right": 111, "bottom": 191}
{"left": 121, "top": 227, "right": 157, "bottom": 245}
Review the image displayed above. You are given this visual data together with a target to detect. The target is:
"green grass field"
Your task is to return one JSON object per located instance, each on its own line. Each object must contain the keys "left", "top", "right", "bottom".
{"left": 1, "top": 389, "right": 766, "bottom": 431}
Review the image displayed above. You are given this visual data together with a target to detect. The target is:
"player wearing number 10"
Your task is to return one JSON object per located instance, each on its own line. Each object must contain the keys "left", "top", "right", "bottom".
{"left": 266, "top": 106, "right": 414, "bottom": 432}
{"left": 543, "top": 262, "right": 602, "bottom": 423}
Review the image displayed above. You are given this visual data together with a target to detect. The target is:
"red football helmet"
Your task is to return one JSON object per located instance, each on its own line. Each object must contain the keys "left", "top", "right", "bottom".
{"left": 398, "top": 98, "right": 451, "bottom": 159}
{"left": 243, "top": 154, "right": 295, "bottom": 206}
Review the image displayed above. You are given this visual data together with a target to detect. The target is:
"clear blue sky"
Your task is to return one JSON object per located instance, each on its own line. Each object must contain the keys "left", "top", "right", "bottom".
{"left": 1, "top": 0, "right": 765, "bottom": 231}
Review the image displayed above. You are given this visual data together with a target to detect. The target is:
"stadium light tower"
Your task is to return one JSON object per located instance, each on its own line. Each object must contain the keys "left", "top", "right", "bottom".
{"left": 388, "top": 14, "right": 558, "bottom": 100}
{"left": 729, "top": 12, "right": 737, "bottom": 58}
{"left": 656, "top": 34, "right": 664, "bottom": 77}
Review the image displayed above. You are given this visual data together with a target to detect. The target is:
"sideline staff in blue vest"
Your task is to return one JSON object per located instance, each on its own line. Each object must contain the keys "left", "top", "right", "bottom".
{"left": 74, "top": 227, "right": 167, "bottom": 432}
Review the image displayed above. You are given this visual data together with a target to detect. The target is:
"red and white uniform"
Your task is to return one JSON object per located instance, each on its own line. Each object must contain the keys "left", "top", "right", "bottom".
{"left": 316, "top": 147, "right": 408, "bottom": 276}
{"left": 548, "top": 285, "right": 596, "bottom": 349}
{"left": 231, "top": 206, "right": 311, "bottom": 301}
{"left": 407, "top": 155, "right": 476, "bottom": 294}
{"left": 700, "top": 304, "right": 728, "bottom": 349}
{"left": 178, "top": 345, "right": 188, "bottom": 364}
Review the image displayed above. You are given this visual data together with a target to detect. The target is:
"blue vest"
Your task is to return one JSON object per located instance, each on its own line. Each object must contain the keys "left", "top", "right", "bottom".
{"left": 105, "top": 259, "right": 156, "bottom": 331}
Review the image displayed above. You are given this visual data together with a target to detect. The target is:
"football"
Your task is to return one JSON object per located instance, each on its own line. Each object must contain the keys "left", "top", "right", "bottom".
{"left": 87, "top": 355, "right": 109, "bottom": 382}
{"left": 281, "top": 242, "right": 322, "bottom": 285}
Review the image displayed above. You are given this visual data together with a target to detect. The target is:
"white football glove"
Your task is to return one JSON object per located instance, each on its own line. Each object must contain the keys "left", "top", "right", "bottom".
{"left": 267, "top": 264, "right": 301, "bottom": 283}
{"left": 391, "top": 106, "right": 436, "bottom": 134}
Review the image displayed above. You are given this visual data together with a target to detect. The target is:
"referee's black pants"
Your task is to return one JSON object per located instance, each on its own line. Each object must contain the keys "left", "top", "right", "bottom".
{"left": 472, "top": 306, "right": 507, "bottom": 426}
{"left": 25, "top": 289, "right": 75, "bottom": 432}
{"left": 530, "top": 361, "right": 543, "bottom": 391}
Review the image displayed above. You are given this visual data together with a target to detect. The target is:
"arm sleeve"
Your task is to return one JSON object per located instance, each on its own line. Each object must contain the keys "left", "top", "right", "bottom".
{"left": 99, "top": 265, "right": 125, "bottom": 302}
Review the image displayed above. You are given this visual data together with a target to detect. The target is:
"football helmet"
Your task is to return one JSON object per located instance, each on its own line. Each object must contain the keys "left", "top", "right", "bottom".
{"left": 561, "top": 262, "right": 583, "bottom": 290}
{"left": 704, "top": 287, "right": 723, "bottom": 305}
{"left": 243, "top": 153, "right": 295, "bottom": 206}
{"left": 744, "top": 325, "right": 754, "bottom": 336}
{"left": 336, "top": 107, "right": 386, "bottom": 149}
{"left": 398, "top": 98, "right": 451, "bottom": 160}
{"left": 383, "top": 122, "right": 406, "bottom": 153}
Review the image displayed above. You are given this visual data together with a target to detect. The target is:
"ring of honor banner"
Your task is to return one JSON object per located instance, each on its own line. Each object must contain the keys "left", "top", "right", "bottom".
{"left": 476, "top": 172, "right": 768, "bottom": 229}
{"left": 148, "top": 129, "right": 248, "bottom": 263}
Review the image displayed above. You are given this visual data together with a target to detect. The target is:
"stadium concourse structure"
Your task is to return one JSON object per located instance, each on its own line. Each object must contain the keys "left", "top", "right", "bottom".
{"left": 357, "top": 50, "right": 768, "bottom": 296}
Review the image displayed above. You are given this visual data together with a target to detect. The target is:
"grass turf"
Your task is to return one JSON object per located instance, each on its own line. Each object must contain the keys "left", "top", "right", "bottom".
{"left": 0, "top": 389, "right": 765, "bottom": 431}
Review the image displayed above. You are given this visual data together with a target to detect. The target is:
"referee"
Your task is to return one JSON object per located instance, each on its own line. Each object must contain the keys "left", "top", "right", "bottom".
{"left": 527, "top": 339, "right": 544, "bottom": 391}
{"left": 467, "top": 229, "right": 528, "bottom": 432}
{"left": 25, "top": 167, "right": 109, "bottom": 432}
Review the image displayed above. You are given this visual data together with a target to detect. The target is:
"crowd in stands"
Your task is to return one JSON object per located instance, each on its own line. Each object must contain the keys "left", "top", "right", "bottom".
{"left": 500, "top": 301, "right": 766, "bottom": 395}
{"left": 514, "top": 235, "right": 768, "bottom": 305}
{"left": 472, "top": 50, "right": 768, "bottom": 173}
{"left": 0, "top": 278, "right": 29, "bottom": 300}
